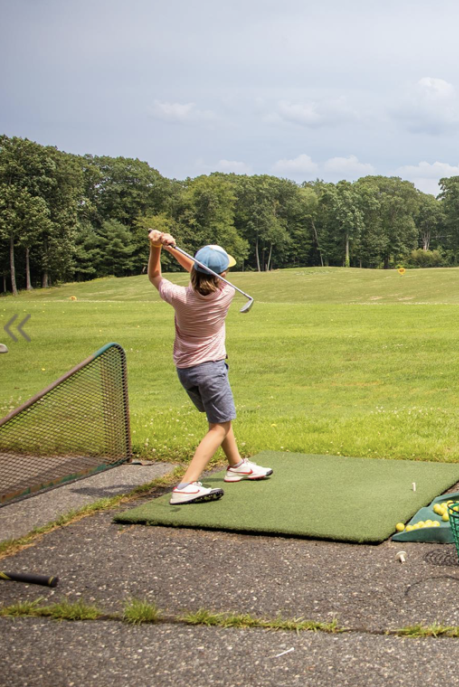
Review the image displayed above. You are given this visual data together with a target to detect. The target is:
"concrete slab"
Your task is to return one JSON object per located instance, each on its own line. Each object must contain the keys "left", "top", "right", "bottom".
{"left": 2, "top": 618, "right": 459, "bottom": 687}
{"left": 0, "top": 463, "right": 176, "bottom": 542}
{"left": 2, "top": 505, "right": 459, "bottom": 631}
{"left": 2, "top": 481, "right": 459, "bottom": 686}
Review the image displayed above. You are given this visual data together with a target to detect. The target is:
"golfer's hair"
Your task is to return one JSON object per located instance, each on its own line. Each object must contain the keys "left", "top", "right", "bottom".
{"left": 190, "top": 266, "right": 220, "bottom": 295}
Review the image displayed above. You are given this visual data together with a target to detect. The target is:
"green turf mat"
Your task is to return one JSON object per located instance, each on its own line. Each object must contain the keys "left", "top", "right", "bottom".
{"left": 115, "top": 452, "right": 459, "bottom": 543}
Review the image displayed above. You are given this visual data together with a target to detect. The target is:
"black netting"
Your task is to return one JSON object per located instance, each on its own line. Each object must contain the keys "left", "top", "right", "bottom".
{"left": 0, "top": 344, "right": 131, "bottom": 505}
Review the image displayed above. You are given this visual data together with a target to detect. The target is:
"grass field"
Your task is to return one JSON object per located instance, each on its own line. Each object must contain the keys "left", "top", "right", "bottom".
{"left": 2, "top": 266, "right": 459, "bottom": 464}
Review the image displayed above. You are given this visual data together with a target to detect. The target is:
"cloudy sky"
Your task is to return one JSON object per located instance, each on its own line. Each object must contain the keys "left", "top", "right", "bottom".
{"left": 2, "top": 0, "right": 459, "bottom": 195}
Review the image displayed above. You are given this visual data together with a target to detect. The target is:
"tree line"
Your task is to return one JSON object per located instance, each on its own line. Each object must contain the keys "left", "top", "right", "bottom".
{"left": 1, "top": 134, "right": 459, "bottom": 294}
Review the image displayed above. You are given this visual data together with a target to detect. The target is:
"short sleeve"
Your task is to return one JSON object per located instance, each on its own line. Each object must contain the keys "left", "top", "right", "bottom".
{"left": 157, "top": 278, "right": 187, "bottom": 306}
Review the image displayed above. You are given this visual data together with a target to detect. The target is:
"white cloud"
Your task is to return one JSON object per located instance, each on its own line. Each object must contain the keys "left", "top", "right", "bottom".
{"left": 269, "top": 97, "right": 358, "bottom": 128}
{"left": 277, "top": 100, "right": 323, "bottom": 127}
{"left": 324, "top": 155, "right": 375, "bottom": 177}
{"left": 396, "top": 160, "right": 459, "bottom": 179}
{"left": 393, "top": 77, "right": 459, "bottom": 134}
{"left": 394, "top": 160, "right": 459, "bottom": 196}
{"left": 409, "top": 178, "right": 442, "bottom": 195}
{"left": 418, "top": 77, "right": 455, "bottom": 98}
{"left": 272, "top": 153, "right": 375, "bottom": 181}
{"left": 149, "top": 100, "right": 216, "bottom": 123}
{"left": 194, "top": 158, "right": 252, "bottom": 175}
{"left": 272, "top": 154, "right": 319, "bottom": 175}
{"left": 215, "top": 159, "right": 252, "bottom": 174}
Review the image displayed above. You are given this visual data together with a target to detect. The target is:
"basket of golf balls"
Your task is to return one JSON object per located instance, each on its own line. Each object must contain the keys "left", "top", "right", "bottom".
{"left": 447, "top": 502, "right": 459, "bottom": 558}
{"left": 434, "top": 500, "right": 458, "bottom": 521}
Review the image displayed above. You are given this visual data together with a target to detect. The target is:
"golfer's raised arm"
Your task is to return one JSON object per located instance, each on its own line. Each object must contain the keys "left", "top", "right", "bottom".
{"left": 148, "top": 232, "right": 194, "bottom": 289}
{"left": 148, "top": 231, "right": 163, "bottom": 289}
{"left": 164, "top": 245, "right": 194, "bottom": 273}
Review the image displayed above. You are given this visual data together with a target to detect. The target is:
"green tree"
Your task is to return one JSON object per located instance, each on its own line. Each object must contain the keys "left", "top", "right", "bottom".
{"left": 96, "top": 220, "right": 135, "bottom": 277}
{"left": 179, "top": 174, "right": 249, "bottom": 266}
{"left": 39, "top": 148, "right": 83, "bottom": 286}
{"left": 82, "top": 155, "right": 168, "bottom": 227}
{"left": 438, "top": 176, "right": 459, "bottom": 261}
{"left": 354, "top": 181, "right": 385, "bottom": 268}
{"left": 0, "top": 136, "right": 83, "bottom": 288}
{"left": 0, "top": 239, "right": 8, "bottom": 293}
{"left": 307, "top": 181, "right": 340, "bottom": 266}
{"left": 409, "top": 248, "right": 445, "bottom": 267}
{"left": 0, "top": 184, "right": 51, "bottom": 294}
{"left": 133, "top": 213, "right": 176, "bottom": 273}
{"left": 356, "top": 176, "right": 419, "bottom": 268}
{"left": 415, "top": 192, "right": 445, "bottom": 252}
{"left": 318, "top": 181, "right": 364, "bottom": 267}
{"left": 297, "top": 185, "right": 320, "bottom": 265}
{"left": 234, "top": 175, "right": 290, "bottom": 271}
{"left": 73, "top": 222, "right": 104, "bottom": 281}
{"left": 269, "top": 178, "right": 312, "bottom": 269}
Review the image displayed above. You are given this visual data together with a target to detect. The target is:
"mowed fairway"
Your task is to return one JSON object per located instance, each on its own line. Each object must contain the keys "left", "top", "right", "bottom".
{"left": 2, "top": 266, "right": 459, "bottom": 464}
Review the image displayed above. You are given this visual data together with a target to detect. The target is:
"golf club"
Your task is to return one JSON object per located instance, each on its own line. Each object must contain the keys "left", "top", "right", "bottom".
{"left": 170, "top": 244, "right": 254, "bottom": 313}
{"left": 0, "top": 571, "right": 59, "bottom": 587}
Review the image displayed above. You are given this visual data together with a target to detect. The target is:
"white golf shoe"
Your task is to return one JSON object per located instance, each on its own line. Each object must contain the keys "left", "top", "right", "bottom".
{"left": 224, "top": 458, "right": 273, "bottom": 482}
{"left": 169, "top": 482, "right": 224, "bottom": 505}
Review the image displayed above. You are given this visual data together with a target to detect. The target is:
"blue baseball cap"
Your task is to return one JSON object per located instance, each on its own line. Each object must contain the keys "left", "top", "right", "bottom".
{"left": 194, "top": 245, "right": 236, "bottom": 274}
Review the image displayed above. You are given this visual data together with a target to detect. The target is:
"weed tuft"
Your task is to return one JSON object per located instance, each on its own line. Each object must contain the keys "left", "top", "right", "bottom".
{"left": 0, "top": 599, "right": 43, "bottom": 617}
{"left": 180, "top": 609, "right": 222, "bottom": 626}
{"left": 0, "top": 599, "right": 101, "bottom": 621}
{"left": 39, "top": 600, "right": 102, "bottom": 621}
{"left": 181, "top": 609, "right": 341, "bottom": 633}
{"left": 123, "top": 598, "right": 161, "bottom": 624}
{"left": 395, "top": 623, "right": 459, "bottom": 638}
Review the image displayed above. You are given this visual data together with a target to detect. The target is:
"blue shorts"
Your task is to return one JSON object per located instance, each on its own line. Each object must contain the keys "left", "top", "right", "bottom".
{"left": 177, "top": 360, "right": 236, "bottom": 424}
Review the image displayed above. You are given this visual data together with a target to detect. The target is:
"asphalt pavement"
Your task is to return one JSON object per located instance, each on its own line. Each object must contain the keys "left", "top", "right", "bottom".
{"left": 0, "top": 462, "right": 175, "bottom": 542}
{"left": 2, "top": 463, "right": 459, "bottom": 687}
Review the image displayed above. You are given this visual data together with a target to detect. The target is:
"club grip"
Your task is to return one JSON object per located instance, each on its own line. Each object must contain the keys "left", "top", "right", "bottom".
{"left": 0, "top": 571, "right": 59, "bottom": 587}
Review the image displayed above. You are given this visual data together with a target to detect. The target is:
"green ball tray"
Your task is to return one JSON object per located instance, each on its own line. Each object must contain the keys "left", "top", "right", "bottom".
{"left": 392, "top": 490, "right": 459, "bottom": 543}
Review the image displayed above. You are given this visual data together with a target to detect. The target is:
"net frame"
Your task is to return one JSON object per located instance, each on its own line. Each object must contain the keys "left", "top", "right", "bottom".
{"left": 0, "top": 343, "right": 132, "bottom": 506}
{"left": 448, "top": 503, "right": 459, "bottom": 561}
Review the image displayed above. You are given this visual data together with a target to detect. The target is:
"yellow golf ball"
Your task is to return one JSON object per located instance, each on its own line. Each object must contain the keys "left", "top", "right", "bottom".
{"left": 395, "top": 523, "right": 405, "bottom": 532}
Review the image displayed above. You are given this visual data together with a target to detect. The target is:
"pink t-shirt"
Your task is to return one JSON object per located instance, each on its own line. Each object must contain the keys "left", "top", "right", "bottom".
{"left": 158, "top": 278, "right": 235, "bottom": 368}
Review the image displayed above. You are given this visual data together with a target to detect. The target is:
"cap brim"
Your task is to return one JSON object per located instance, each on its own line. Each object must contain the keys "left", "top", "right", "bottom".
{"left": 227, "top": 254, "right": 236, "bottom": 268}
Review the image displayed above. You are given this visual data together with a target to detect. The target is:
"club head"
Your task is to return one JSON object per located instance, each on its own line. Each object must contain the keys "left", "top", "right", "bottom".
{"left": 239, "top": 299, "right": 254, "bottom": 314}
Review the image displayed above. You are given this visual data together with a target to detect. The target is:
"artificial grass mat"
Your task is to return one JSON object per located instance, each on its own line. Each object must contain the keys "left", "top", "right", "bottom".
{"left": 114, "top": 452, "right": 459, "bottom": 543}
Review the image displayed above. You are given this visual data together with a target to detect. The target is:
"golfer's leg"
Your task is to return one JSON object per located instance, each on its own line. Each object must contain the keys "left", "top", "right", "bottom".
{"left": 181, "top": 421, "right": 230, "bottom": 484}
{"left": 221, "top": 423, "right": 242, "bottom": 467}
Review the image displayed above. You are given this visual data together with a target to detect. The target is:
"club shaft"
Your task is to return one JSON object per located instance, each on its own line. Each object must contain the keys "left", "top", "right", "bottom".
{"left": 171, "top": 245, "right": 253, "bottom": 302}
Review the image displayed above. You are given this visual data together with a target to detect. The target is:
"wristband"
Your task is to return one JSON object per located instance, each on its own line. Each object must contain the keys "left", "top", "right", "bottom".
{"left": 151, "top": 243, "right": 162, "bottom": 248}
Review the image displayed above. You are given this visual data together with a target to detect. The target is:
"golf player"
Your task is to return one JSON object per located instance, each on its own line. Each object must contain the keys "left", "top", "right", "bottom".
{"left": 148, "top": 230, "right": 273, "bottom": 505}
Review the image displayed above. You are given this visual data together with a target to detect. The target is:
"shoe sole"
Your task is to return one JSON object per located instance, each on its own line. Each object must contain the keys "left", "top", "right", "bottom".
{"left": 170, "top": 489, "right": 224, "bottom": 505}
{"left": 224, "top": 470, "right": 273, "bottom": 483}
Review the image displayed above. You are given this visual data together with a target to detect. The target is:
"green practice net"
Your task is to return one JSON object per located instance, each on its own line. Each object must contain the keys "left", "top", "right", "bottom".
{"left": 0, "top": 343, "right": 131, "bottom": 505}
